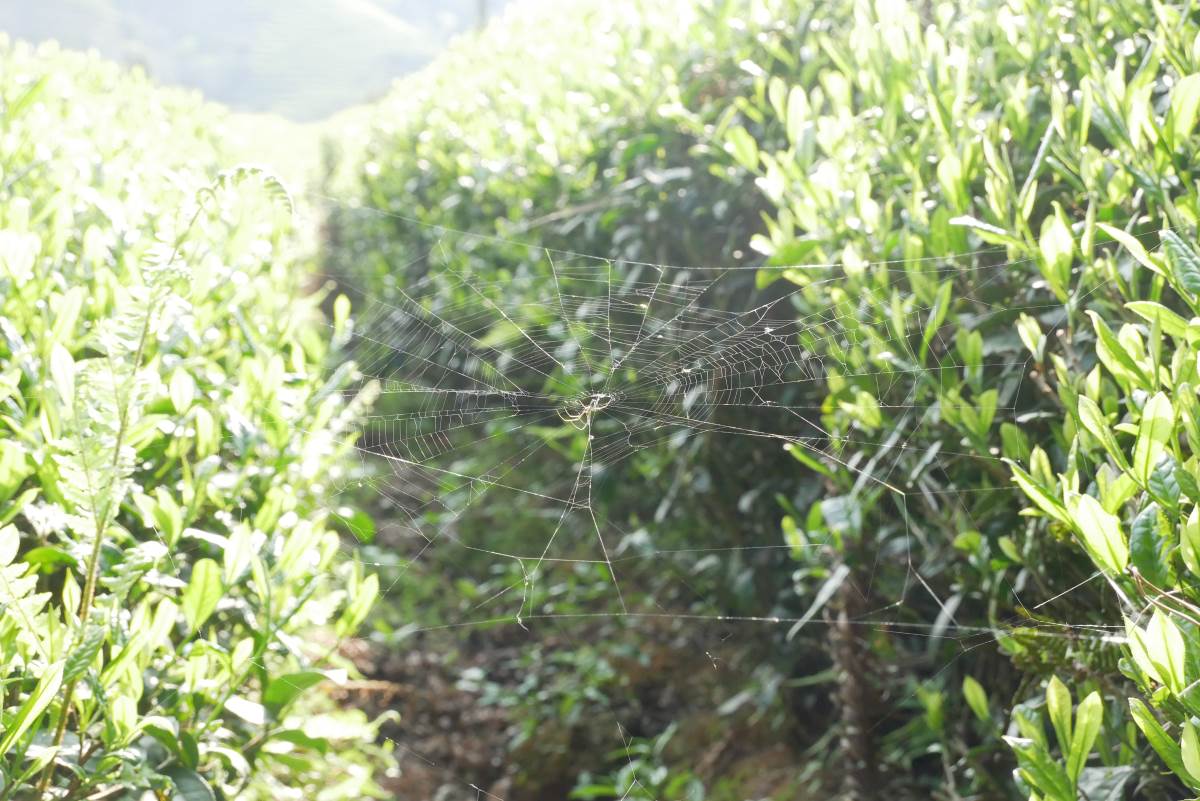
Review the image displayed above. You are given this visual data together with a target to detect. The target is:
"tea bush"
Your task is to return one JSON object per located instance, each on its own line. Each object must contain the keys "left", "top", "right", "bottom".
{"left": 329, "top": 0, "right": 1200, "bottom": 797}
{"left": 0, "top": 39, "right": 385, "bottom": 799}
{"left": 734, "top": 0, "right": 1200, "bottom": 797}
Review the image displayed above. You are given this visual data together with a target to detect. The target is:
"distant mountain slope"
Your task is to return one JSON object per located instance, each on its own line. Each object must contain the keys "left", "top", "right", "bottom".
{"left": 0, "top": 0, "right": 505, "bottom": 120}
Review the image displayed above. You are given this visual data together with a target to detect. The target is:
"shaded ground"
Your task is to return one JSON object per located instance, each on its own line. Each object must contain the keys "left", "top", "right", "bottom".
{"left": 338, "top": 619, "right": 825, "bottom": 800}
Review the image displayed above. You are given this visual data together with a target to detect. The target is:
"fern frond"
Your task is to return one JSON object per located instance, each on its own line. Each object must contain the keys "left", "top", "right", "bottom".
{"left": 198, "top": 163, "right": 295, "bottom": 217}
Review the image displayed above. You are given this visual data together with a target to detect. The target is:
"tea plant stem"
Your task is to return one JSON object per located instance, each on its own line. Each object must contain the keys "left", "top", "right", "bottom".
{"left": 36, "top": 308, "right": 152, "bottom": 794}
{"left": 36, "top": 207, "right": 200, "bottom": 794}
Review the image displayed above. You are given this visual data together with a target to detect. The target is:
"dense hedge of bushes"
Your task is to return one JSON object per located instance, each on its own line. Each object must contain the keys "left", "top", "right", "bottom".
{"left": 736, "top": 1, "right": 1200, "bottom": 798}
{"left": 328, "top": 0, "right": 1200, "bottom": 798}
{"left": 0, "top": 39, "right": 385, "bottom": 799}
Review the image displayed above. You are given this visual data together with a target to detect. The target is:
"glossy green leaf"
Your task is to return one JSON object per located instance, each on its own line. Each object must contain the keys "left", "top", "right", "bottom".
{"left": 165, "top": 767, "right": 216, "bottom": 801}
{"left": 1172, "top": 74, "right": 1200, "bottom": 143}
{"left": 1098, "top": 223, "right": 1164, "bottom": 276}
{"left": 1184, "top": 505, "right": 1200, "bottom": 575}
{"left": 1009, "top": 462, "right": 1071, "bottom": 526}
{"left": 1127, "top": 301, "right": 1189, "bottom": 339}
{"left": 1146, "top": 608, "right": 1187, "bottom": 692}
{"left": 63, "top": 625, "right": 105, "bottom": 683}
{"left": 181, "top": 558, "right": 223, "bottom": 632}
{"left": 1164, "top": 230, "right": 1200, "bottom": 297}
{"left": 1066, "top": 492, "right": 1127, "bottom": 574}
{"left": 1130, "top": 503, "right": 1172, "bottom": 588}
{"left": 1087, "top": 310, "right": 1152, "bottom": 389}
{"left": 0, "top": 661, "right": 64, "bottom": 754}
{"left": 962, "top": 676, "right": 989, "bottom": 722}
{"left": 1076, "top": 396, "right": 1127, "bottom": 469}
{"left": 1183, "top": 722, "right": 1200, "bottom": 790}
{"left": 1130, "top": 698, "right": 1196, "bottom": 786}
{"left": 1045, "top": 675, "right": 1072, "bottom": 755}
{"left": 785, "top": 85, "right": 807, "bottom": 145}
{"left": 1005, "top": 736, "right": 1075, "bottom": 801}
{"left": 1067, "top": 691, "right": 1101, "bottom": 783}
{"left": 263, "top": 671, "right": 328, "bottom": 714}
{"left": 1133, "top": 393, "right": 1174, "bottom": 487}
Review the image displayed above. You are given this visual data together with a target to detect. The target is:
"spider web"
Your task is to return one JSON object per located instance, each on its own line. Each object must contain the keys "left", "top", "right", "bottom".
{"left": 310, "top": 194, "right": 1138, "bottom": 798}
{"left": 338, "top": 235, "right": 899, "bottom": 605}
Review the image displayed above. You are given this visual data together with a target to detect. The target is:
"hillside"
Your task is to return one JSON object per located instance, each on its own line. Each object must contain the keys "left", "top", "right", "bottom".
{"left": 0, "top": 0, "right": 507, "bottom": 120}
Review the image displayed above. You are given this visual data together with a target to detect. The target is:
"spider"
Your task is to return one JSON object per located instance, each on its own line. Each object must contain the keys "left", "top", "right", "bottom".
{"left": 557, "top": 391, "right": 616, "bottom": 429}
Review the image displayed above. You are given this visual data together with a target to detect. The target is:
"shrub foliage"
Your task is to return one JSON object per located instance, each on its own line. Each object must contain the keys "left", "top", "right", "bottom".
{"left": 13, "top": 0, "right": 1200, "bottom": 797}
{"left": 0, "top": 39, "right": 383, "bottom": 799}
{"left": 328, "top": 0, "right": 1200, "bottom": 798}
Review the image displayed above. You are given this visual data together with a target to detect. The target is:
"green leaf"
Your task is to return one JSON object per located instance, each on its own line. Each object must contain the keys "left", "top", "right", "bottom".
{"left": 0, "top": 523, "right": 19, "bottom": 566}
{"left": 949, "top": 215, "right": 1024, "bottom": 247}
{"left": 1183, "top": 721, "right": 1200, "bottom": 790}
{"left": 919, "top": 280, "right": 953, "bottom": 364}
{"left": 263, "top": 671, "right": 329, "bottom": 714}
{"left": 165, "top": 766, "right": 216, "bottom": 801}
{"left": 1171, "top": 74, "right": 1200, "bottom": 143}
{"left": 1008, "top": 462, "right": 1071, "bottom": 526}
{"left": 224, "top": 695, "right": 266, "bottom": 726}
{"left": 1164, "top": 230, "right": 1200, "bottom": 297}
{"left": 0, "top": 660, "right": 64, "bottom": 754}
{"left": 1066, "top": 492, "right": 1128, "bottom": 574}
{"left": 1178, "top": 465, "right": 1200, "bottom": 504}
{"left": 725, "top": 125, "right": 759, "bottom": 170}
{"left": 333, "top": 506, "right": 376, "bottom": 543}
{"left": 336, "top": 572, "right": 378, "bottom": 637}
{"left": 1077, "top": 396, "right": 1128, "bottom": 470}
{"left": 1045, "top": 675, "right": 1072, "bottom": 756}
{"left": 181, "top": 558, "right": 223, "bottom": 632}
{"left": 1005, "top": 736, "right": 1075, "bottom": 801}
{"left": 1184, "top": 505, "right": 1200, "bottom": 575}
{"left": 1127, "top": 301, "right": 1189, "bottom": 339}
{"left": 169, "top": 369, "right": 195, "bottom": 414}
{"left": 141, "top": 716, "right": 180, "bottom": 757}
{"left": 269, "top": 728, "right": 329, "bottom": 754}
{"left": 49, "top": 344, "right": 74, "bottom": 407}
{"left": 22, "top": 545, "right": 77, "bottom": 572}
{"left": 1000, "top": 423, "right": 1031, "bottom": 462}
{"left": 1087, "top": 310, "right": 1152, "bottom": 389}
{"left": 63, "top": 625, "right": 106, "bottom": 683}
{"left": 1129, "top": 698, "right": 1196, "bottom": 786}
{"left": 962, "top": 675, "right": 990, "bottom": 722}
{"left": 223, "top": 525, "right": 253, "bottom": 585}
{"left": 333, "top": 293, "right": 352, "bottom": 337}
{"left": 1134, "top": 393, "right": 1174, "bottom": 487}
{"left": 783, "top": 442, "right": 835, "bottom": 479}
{"left": 1016, "top": 314, "right": 1046, "bottom": 361}
{"left": 1148, "top": 459, "right": 1183, "bottom": 515}
{"left": 1098, "top": 223, "right": 1164, "bottom": 277}
{"left": 1039, "top": 205, "right": 1074, "bottom": 298}
{"left": 180, "top": 730, "right": 200, "bottom": 770}
{"left": 1146, "top": 608, "right": 1187, "bottom": 692}
{"left": 1067, "top": 691, "right": 1102, "bottom": 784}
{"left": 5, "top": 75, "right": 48, "bottom": 121}
{"left": 785, "top": 85, "right": 807, "bottom": 145}
{"left": 0, "top": 440, "right": 31, "bottom": 504}
{"left": 1130, "top": 503, "right": 1172, "bottom": 588}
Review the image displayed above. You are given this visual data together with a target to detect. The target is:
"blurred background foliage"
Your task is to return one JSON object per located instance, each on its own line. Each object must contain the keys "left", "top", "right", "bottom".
{"left": 7, "top": 0, "right": 1200, "bottom": 799}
